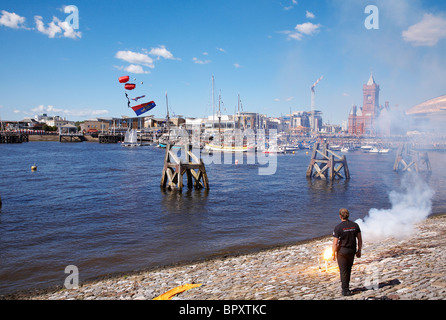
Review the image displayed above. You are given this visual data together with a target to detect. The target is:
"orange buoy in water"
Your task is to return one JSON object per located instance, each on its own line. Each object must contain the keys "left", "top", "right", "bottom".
{"left": 31, "top": 165, "right": 37, "bottom": 171}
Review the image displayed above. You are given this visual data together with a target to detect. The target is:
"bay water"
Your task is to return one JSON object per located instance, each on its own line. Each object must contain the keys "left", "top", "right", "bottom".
{"left": 1, "top": 142, "right": 445, "bottom": 295}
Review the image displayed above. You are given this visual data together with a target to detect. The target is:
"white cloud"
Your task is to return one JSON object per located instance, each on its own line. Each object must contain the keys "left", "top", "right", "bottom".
{"left": 115, "top": 46, "right": 178, "bottom": 73}
{"left": 306, "top": 11, "right": 315, "bottom": 19}
{"left": 34, "top": 15, "right": 81, "bottom": 39}
{"left": 234, "top": 63, "right": 242, "bottom": 68}
{"left": 193, "top": 57, "right": 211, "bottom": 64}
{"left": 216, "top": 47, "right": 226, "bottom": 53}
{"left": 283, "top": 0, "right": 298, "bottom": 11}
{"left": 402, "top": 13, "right": 446, "bottom": 46}
{"left": 59, "top": 20, "right": 81, "bottom": 39}
{"left": 30, "top": 104, "right": 109, "bottom": 117}
{"left": 273, "top": 97, "right": 294, "bottom": 102}
{"left": 35, "top": 16, "right": 60, "bottom": 38}
{"left": 280, "top": 21, "right": 321, "bottom": 40}
{"left": 0, "top": 10, "right": 26, "bottom": 29}
{"left": 295, "top": 22, "right": 321, "bottom": 35}
{"left": 31, "top": 105, "right": 61, "bottom": 113}
{"left": 70, "top": 109, "right": 109, "bottom": 117}
{"left": 148, "top": 45, "right": 179, "bottom": 60}
{"left": 1, "top": 10, "right": 81, "bottom": 38}
{"left": 124, "top": 64, "right": 150, "bottom": 74}
{"left": 115, "top": 50, "right": 155, "bottom": 68}
{"left": 286, "top": 31, "right": 303, "bottom": 40}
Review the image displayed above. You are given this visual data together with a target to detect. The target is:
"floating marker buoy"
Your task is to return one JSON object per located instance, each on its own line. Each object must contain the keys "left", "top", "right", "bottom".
{"left": 31, "top": 165, "right": 37, "bottom": 171}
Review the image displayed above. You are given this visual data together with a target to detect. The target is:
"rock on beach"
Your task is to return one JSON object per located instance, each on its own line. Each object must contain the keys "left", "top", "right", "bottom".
{"left": 3, "top": 214, "right": 446, "bottom": 300}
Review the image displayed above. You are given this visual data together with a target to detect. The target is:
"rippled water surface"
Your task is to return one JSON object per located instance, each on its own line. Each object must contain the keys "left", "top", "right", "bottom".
{"left": 1, "top": 142, "right": 445, "bottom": 294}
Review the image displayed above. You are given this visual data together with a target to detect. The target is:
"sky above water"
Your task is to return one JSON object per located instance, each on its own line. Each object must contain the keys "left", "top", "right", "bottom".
{"left": 1, "top": 0, "right": 445, "bottom": 124}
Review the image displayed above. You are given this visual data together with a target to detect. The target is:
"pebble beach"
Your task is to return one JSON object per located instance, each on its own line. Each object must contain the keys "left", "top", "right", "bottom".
{"left": 2, "top": 214, "right": 446, "bottom": 301}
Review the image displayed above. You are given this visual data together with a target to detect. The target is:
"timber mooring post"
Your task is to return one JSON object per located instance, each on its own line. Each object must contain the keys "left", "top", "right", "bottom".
{"left": 160, "top": 143, "right": 209, "bottom": 192}
{"left": 393, "top": 143, "right": 431, "bottom": 173}
{"left": 306, "top": 142, "right": 350, "bottom": 180}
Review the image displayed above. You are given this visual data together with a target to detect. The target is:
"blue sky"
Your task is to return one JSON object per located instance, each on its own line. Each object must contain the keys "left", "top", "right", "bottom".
{"left": 1, "top": 0, "right": 446, "bottom": 125}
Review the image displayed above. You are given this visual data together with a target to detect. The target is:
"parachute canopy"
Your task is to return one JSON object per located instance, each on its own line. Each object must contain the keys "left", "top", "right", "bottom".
{"left": 124, "top": 83, "right": 136, "bottom": 90}
{"left": 119, "top": 75, "right": 129, "bottom": 83}
{"left": 119, "top": 75, "right": 156, "bottom": 114}
{"left": 131, "top": 101, "right": 156, "bottom": 116}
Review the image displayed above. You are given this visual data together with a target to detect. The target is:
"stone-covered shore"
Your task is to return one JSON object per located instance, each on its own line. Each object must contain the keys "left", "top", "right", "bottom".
{"left": 3, "top": 214, "right": 446, "bottom": 300}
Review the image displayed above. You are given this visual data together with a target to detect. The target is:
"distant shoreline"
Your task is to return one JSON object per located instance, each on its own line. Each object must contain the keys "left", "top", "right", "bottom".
{"left": 27, "top": 135, "right": 99, "bottom": 142}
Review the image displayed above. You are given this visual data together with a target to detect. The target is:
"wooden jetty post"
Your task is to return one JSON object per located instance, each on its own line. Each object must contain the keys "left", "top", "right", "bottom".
{"left": 393, "top": 143, "right": 431, "bottom": 173}
{"left": 59, "top": 133, "right": 85, "bottom": 142}
{"left": 306, "top": 142, "right": 350, "bottom": 180}
{"left": 160, "top": 143, "right": 209, "bottom": 191}
{"left": 0, "top": 132, "right": 28, "bottom": 143}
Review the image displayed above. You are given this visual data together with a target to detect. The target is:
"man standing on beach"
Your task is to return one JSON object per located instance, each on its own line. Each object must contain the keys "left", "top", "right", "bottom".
{"left": 332, "top": 208, "right": 362, "bottom": 296}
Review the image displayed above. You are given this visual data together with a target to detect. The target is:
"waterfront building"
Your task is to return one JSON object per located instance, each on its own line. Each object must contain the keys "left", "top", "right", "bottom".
{"left": 321, "top": 123, "right": 342, "bottom": 134}
{"left": 81, "top": 118, "right": 111, "bottom": 134}
{"left": 406, "top": 94, "right": 446, "bottom": 133}
{"left": 282, "top": 111, "right": 320, "bottom": 135}
{"left": 237, "top": 112, "right": 261, "bottom": 130}
{"left": 185, "top": 117, "right": 205, "bottom": 131}
{"left": 341, "top": 120, "right": 348, "bottom": 132}
{"left": 1, "top": 118, "right": 43, "bottom": 131}
{"left": 264, "top": 117, "right": 280, "bottom": 131}
{"left": 88, "top": 116, "right": 145, "bottom": 133}
{"left": 59, "top": 123, "right": 78, "bottom": 134}
{"left": 44, "top": 116, "right": 73, "bottom": 129}
{"left": 204, "top": 114, "right": 236, "bottom": 132}
{"left": 291, "top": 111, "right": 310, "bottom": 129}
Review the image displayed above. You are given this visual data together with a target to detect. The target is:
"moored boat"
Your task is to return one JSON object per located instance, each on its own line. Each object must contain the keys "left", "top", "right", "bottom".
{"left": 122, "top": 129, "right": 141, "bottom": 147}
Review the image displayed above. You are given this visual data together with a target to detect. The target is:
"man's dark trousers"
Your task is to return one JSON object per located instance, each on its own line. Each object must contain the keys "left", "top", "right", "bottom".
{"left": 337, "top": 247, "right": 356, "bottom": 293}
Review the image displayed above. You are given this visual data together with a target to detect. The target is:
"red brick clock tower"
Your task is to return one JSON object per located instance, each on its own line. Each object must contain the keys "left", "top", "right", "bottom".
{"left": 362, "top": 73, "right": 380, "bottom": 134}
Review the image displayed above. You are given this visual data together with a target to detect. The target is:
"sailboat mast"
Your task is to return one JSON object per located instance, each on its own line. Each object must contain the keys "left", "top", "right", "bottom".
{"left": 218, "top": 91, "right": 221, "bottom": 139}
{"left": 166, "top": 91, "right": 170, "bottom": 139}
{"left": 212, "top": 75, "right": 215, "bottom": 133}
{"left": 237, "top": 93, "right": 240, "bottom": 129}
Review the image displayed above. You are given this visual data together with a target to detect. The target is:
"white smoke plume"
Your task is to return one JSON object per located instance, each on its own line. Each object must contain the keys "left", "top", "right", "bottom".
{"left": 355, "top": 172, "right": 434, "bottom": 242}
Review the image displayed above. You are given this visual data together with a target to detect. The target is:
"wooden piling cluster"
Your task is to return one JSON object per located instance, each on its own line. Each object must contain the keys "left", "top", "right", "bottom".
{"left": 393, "top": 143, "right": 431, "bottom": 173}
{"left": 160, "top": 143, "right": 209, "bottom": 192}
{"left": 0, "top": 132, "right": 28, "bottom": 143}
{"left": 59, "top": 133, "right": 86, "bottom": 142}
{"left": 306, "top": 142, "right": 350, "bottom": 180}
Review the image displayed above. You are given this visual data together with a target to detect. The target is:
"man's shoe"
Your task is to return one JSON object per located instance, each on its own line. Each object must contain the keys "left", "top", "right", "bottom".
{"left": 342, "top": 290, "right": 352, "bottom": 296}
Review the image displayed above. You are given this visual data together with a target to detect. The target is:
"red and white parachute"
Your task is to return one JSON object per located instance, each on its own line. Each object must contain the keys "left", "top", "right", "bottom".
{"left": 118, "top": 75, "right": 155, "bottom": 115}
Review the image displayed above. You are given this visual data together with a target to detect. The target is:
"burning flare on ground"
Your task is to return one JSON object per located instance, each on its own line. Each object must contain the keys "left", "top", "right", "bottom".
{"left": 323, "top": 247, "right": 333, "bottom": 261}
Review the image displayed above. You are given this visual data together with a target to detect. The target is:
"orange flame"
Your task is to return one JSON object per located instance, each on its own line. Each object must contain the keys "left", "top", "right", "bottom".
{"left": 323, "top": 247, "right": 333, "bottom": 261}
